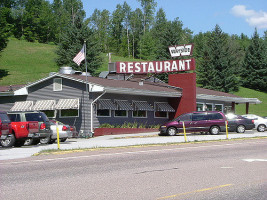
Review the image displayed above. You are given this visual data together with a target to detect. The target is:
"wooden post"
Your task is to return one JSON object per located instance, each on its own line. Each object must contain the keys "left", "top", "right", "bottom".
{"left": 246, "top": 102, "right": 249, "bottom": 114}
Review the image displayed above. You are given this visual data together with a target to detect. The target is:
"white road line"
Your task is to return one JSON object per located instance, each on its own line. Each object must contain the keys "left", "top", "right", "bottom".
{"left": 243, "top": 159, "right": 267, "bottom": 162}
{"left": 1, "top": 140, "right": 266, "bottom": 165}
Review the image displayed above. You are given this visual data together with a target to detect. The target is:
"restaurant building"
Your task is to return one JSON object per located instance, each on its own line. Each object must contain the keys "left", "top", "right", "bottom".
{"left": 0, "top": 65, "right": 261, "bottom": 136}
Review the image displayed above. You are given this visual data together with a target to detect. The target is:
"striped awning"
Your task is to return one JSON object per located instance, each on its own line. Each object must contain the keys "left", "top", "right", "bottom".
{"left": 33, "top": 100, "right": 56, "bottom": 111}
{"left": 115, "top": 100, "right": 133, "bottom": 110}
{"left": 98, "top": 99, "right": 117, "bottom": 110}
{"left": 133, "top": 101, "right": 154, "bottom": 111}
{"left": 55, "top": 99, "right": 79, "bottom": 110}
{"left": 155, "top": 102, "right": 175, "bottom": 112}
{"left": 10, "top": 101, "right": 33, "bottom": 111}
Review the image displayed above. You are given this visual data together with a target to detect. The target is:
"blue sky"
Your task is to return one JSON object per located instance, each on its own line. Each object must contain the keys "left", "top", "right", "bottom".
{"left": 51, "top": 0, "right": 267, "bottom": 37}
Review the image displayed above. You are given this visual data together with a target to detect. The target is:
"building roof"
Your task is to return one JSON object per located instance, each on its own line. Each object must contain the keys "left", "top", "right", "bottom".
{"left": 196, "top": 87, "right": 261, "bottom": 104}
{"left": 0, "top": 73, "right": 261, "bottom": 104}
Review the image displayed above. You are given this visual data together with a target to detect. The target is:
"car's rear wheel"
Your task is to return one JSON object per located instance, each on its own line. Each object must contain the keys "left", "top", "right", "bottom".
{"left": 236, "top": 125, "right": 245, "bottom": 133}
{"left": 257, "top": 124, "right": 266, "bottom": 132}
{"left": 40, "top": 137, "right": 51, "bottom": 144}
{"left": 24, "top": 138, "right": 39, "bottom": 146}
{"left": 0, "top": 134, "right": 15, "bottom": 147}
{"left": 167, "top": 127, "right": 177, "bottom": 136}
{"left": 209, "top": 126, "right": 220, "bottom": 135}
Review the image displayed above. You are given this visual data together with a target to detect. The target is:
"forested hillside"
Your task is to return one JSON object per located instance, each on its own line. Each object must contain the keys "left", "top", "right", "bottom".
{"left": 0, "top": 0, "right": 266, "bottom": 93}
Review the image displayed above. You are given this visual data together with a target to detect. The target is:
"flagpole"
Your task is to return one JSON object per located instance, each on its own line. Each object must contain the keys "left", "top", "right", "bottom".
{"left": 84, "top": 40, "right": 88, "bottom": 93}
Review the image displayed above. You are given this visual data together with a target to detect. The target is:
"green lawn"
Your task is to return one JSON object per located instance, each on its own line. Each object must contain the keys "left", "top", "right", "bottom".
{"left": 234, "top": 87, "right": 267, "bottom": 116}
{"left": 0, "top": 38, "right": 266, "bottom": 116}
{"left": 0, "top": 38, "right": 58, "bottom": 85}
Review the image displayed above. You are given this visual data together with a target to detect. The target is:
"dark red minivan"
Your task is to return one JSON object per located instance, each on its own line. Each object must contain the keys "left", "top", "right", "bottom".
{"left": 159, "top": 111, "right": 227, "bottom": 136}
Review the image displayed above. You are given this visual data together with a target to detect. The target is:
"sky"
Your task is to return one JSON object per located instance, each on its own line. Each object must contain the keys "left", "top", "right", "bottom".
{"left": 52, "top": 0, "right": 267, "bottom": 37}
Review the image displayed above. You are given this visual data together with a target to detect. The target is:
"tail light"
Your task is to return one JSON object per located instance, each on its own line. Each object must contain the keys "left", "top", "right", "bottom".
{"left": 62, "top": 126, "right": 68, "bottom": 131}
{"left": 40, "top": 123, "right": 46, "bottom": 130}
{"left": 252, "top": 120, "right": 254, "bottom": 123}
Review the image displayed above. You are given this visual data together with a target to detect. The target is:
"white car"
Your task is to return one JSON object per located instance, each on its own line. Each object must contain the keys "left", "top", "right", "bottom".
{"left": 241, "top": 114, "right": 267, "bottom": 132}
{"left": 40, "top": 120, "right": 72, "bottom": 144}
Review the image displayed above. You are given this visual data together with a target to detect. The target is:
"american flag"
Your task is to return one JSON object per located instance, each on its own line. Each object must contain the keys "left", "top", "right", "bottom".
{"left": 73, "top": 45, "right": 85, "bottom": 66}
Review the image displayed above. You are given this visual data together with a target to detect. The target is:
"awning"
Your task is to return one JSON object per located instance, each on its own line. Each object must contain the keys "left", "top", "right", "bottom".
{"left": 115, "top": 100, "right": 133, "bottom": 110}
{"left": 98, "top": 99, "right": 117, "bottom": 110}
{"left": 33, "top": 100, "right": 56, "bottom": 111}
{"left": 133, "top": 101, "right": 154, "bottom": 111}
{"left": 10, "top": 101, "right": 33, "bottom": 111}
{"left": 55, "top": 99, "right": 79, "bottom": 110}
{"left": 155, "top": 102, "right": 175, "bottom": 112}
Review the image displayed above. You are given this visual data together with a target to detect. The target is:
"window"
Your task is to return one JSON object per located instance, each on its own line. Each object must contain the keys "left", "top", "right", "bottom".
{"left": 53, "top": 78, "right": 62, "bottom": 91}
{"left": 215, "top": 104, "right": 223, "bottom": 112}
{"left": 97, "top": 109, "right": 110, "bottom": 117}
{"left": 60, "top": 109, "right": 79, "bottom": 118}
{"left": 133, "top": 110, "right": 147, "bottom": 118}
{"left": 196, "top": 103, "right": 204, "bottom": 111}
{"left": 178, "top": 113, "right": 192, "bottom": 121}
{"left": 43, "top": 110, "right": 56, "bottom": 118}
{"left": 208, "top": 113, "right": 224, "bottom": 120}
{"left": 155, "top": 111, "right": 168, "bottom": 118}
{"left": 192, "top": 113, "right": 208, "bottom": 121}
{"left": 115, "top": 110, "right": 128, "bottom": 117}
{"left": 8, "top": 114, "right": 21, "bottom": 122}
{"left": 206, "top": 104, "right": 213, "bottom": 111}
{"left": 25, "top": 113, "right": 48, "bottom": 122}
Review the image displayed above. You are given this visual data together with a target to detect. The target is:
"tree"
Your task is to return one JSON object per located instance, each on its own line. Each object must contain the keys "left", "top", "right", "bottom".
{"left": 110, "top": 4, "right": 125, "bottom": 54}
{"left": 129, "top": 8, "right": 143, "bottom": 58}
{"left": 241, "top": 29, "right": 267, "bottom": 92}
{"left": 196, "top": 25, "right": 239, "bottom": 93}
{"left": 0, "top": 1, "right": 14, "bottom": 55}
{"left": 89, "top": 9, "right": 110, "bottom": 52}
{"left": 137, "top": 0, "right": 157, "bottom": 33}
{"left": 56, "top": 17, "right": 102, "bottom": 75}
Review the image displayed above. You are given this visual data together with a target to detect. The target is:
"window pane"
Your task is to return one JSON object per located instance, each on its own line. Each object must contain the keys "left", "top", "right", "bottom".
{"left": 43, "top": 110, "right": 55, "bottom": 118}
{"left": 61, "top": 109, "right": 78, "bottom": 117}
{"left": 115, "top": 110, "right": 127, "bottom": 117}
{"left": 155, "top": 111, "right": 167, "bottom": 118}
{"left": 133, "top": 111, "right": 146, "bottom": 118}
{"left": 196, "top": 103, "right": 203, "bottom": 111}
{"left": 192, "top": 113, "right": 208, "bottom": 121}
{"left": 206, "top": 104, "right": 213, "bottom": 111}
{"left": 179, "top": 113, "right": 192, "bottom": 121}
{"left": 97, "top": 109, "right": 110, "bottom": 117}
{"left": 215, "top": 104, "right": 223, "bottom": 112}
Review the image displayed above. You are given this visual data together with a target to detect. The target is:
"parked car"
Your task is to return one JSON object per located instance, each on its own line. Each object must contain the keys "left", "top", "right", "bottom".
{"left": 159, "top": 111, "right": 226, "bottom": 136}
{"left": 241, "top": 114, "right": 267, "bottom": 132}
{"left": 225, "top": 113, "right": 255, "bottom": 133}
{"left": 44, "top": 120, "right": 72, "bottom": 143}
{"left": 1, "top": 112, "right": 39, "bottom": 147}
{"left": 0, "top": 111, "right": 12, "bottom": 146}
{"left": 7, "top": 111, "right": 52, "bottom": 145}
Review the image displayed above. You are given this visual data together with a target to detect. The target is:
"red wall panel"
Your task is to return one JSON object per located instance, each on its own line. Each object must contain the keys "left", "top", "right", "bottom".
{"left": 168, "top": 73, "right": 196, "bottom": 118}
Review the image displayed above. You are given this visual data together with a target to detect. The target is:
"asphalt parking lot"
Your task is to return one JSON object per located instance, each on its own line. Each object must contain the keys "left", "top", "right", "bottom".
{"left": 1, "top": 130, "right": 267, "bottom": 160}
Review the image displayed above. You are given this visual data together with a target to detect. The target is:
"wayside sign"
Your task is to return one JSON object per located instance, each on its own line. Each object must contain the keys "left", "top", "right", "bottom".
{"left": 169, "top": 44, "right": 194, "bottom": 57}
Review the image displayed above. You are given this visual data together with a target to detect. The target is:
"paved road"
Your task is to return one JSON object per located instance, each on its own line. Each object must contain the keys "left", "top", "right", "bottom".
{"left": 0, "top": 139, "right": 266, "bottom": 200}
{"left": 0, "top": 130, "right": 267, "bottom": 160}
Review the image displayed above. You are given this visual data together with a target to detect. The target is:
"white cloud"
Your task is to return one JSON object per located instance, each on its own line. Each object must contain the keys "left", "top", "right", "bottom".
{"left": 231, "top": 5, "right": 267, "bottom": 29}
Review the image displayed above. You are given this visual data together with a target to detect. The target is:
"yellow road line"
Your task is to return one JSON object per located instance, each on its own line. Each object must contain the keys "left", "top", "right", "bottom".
{"left": 158, "top": 184, "right": 233, "bottom": 199}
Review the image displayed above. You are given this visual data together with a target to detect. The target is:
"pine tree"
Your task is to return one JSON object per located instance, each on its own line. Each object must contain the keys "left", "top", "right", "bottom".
{"left": 241, "top": 29, "right": 267, "bottom": 92}
{"left": 196, "top": 25, "right": 239, "bottom": 93}
{"left": 56, "top": 16, "right": 102, "bottom": 75}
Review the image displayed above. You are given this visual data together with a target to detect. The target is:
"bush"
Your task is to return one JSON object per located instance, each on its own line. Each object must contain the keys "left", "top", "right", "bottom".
{"left": 99, "top": 122, "right": 160, "bottom": 129}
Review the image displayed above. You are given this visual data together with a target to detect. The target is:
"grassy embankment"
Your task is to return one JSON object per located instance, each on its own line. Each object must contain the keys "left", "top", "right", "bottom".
{"left": 0, "top": 38, "right": 266, "bottom": 116}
